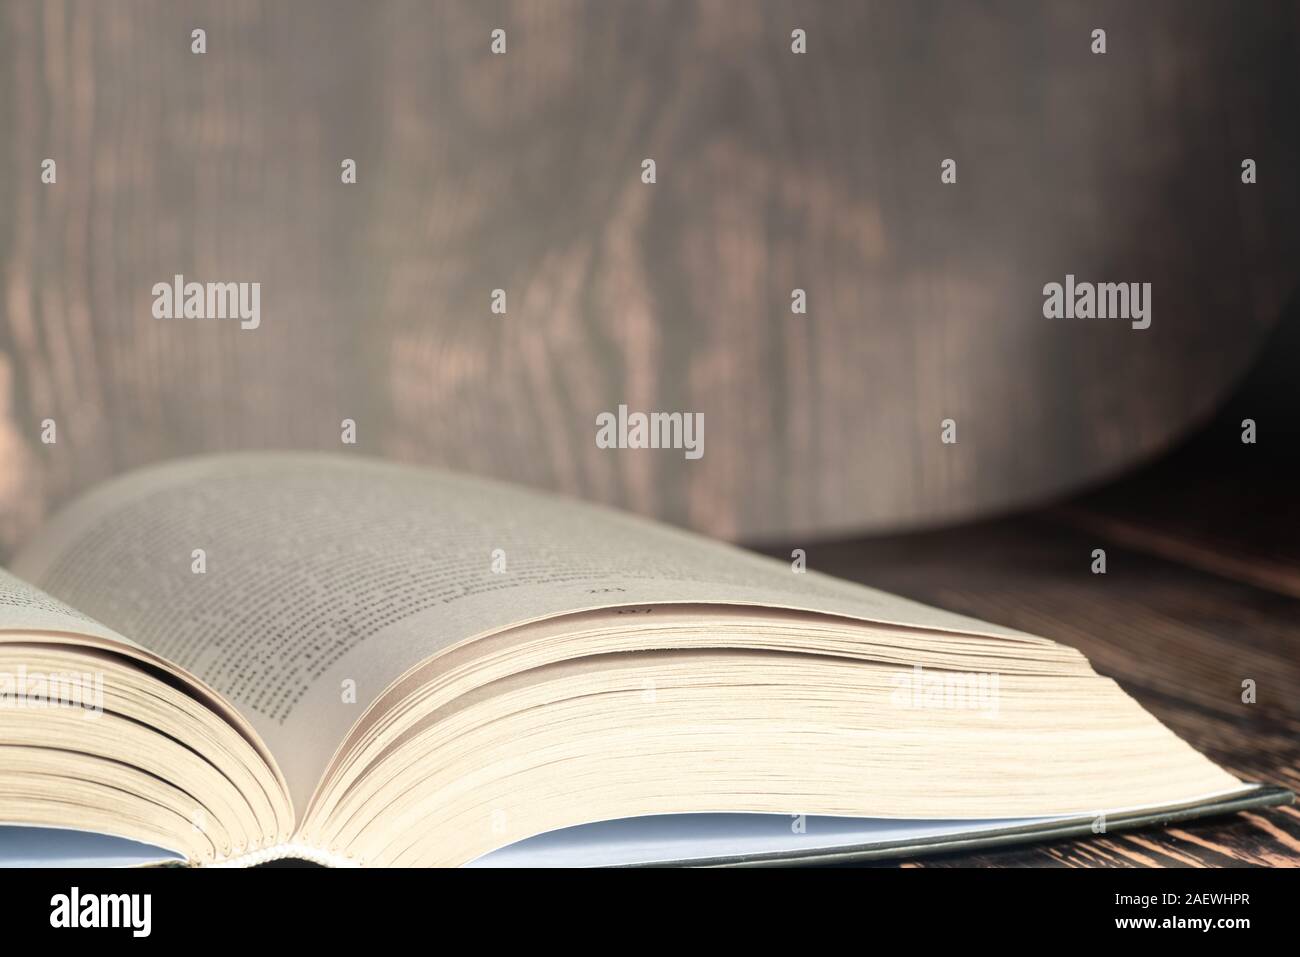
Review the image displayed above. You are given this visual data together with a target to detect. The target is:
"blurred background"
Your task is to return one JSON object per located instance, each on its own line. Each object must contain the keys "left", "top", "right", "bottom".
{"left": 2, "top": 0, "right": 1298, "bottom": 554}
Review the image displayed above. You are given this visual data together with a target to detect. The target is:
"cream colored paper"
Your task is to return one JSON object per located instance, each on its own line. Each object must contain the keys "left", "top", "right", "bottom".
{"left": 13, "top": 452, "right": 1031, "bottom": 809}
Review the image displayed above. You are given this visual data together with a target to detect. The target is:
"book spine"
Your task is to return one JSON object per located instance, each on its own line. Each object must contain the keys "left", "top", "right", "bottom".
{"left": 205, "top": 842, "right": 361, "bottom": 868}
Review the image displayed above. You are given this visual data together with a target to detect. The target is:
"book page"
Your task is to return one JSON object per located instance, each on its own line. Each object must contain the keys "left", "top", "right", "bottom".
{"left": 11, "top": 453, "right": 1033, "bottom": 811}
{"left": 0, "top": 566, "right": 137, "bottom": 648}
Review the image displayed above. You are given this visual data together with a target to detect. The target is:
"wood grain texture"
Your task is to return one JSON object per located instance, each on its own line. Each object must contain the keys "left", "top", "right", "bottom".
{"left": 2, "top": 0, "right": 1299, "bottom": 555}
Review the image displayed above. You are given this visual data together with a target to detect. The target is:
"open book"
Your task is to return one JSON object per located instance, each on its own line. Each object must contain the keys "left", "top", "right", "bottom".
{"left": 0, "top": 454, "right": 1288, "bottom": 867}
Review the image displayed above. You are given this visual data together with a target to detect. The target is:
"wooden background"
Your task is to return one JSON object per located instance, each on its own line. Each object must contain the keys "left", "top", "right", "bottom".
{"left": 2, "top": 0, "right": 1299, "bottom": 556}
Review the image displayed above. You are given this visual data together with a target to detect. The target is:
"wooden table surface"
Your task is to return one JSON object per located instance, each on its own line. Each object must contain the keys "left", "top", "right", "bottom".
{"left": 758, "top": 429, "right": 1300, "bottom": 867}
